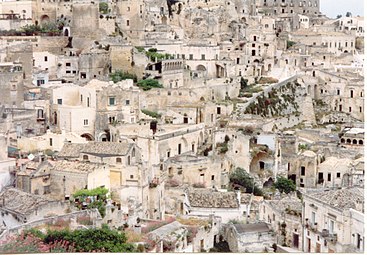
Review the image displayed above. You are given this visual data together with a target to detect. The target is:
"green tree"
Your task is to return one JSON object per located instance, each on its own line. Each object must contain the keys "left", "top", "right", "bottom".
{"left": 99, "top": 2, "right": 109, "bottom": 14}
{"left": 273, "top": 176, "right": 296, "bottom": 194}
{"left": 229, "top": 168, "right": 263, "bottom": 196}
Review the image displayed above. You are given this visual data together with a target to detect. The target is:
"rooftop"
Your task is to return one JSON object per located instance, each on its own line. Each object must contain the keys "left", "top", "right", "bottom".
{"left": 309, "top": 187, "right": 364, "bottom": 212}
{"left": 267, "top": 194, "right": 302, "bottom": 213}
{"left": 0, "top": 188, "right": 55, "bottom": 215}
{"left": 58, "top": 142, "right": 132, "bottom": 158}
{"left": 149, "top": 221, "right": 185, "bottom": 239}
{"left": 51, "top": 160, "right": 105, "bottom": 173}
{"left": 233, "top": 222, "right": 271, "bottom": 234}
{"left": 188, "top": 190, "right": 239, "bottom": 208}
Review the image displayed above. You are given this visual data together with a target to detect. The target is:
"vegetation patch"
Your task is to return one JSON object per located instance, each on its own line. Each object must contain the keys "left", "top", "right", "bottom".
{"left": 110, "top": 70, "right": 137, "bottom": 83}
{"left": 141, "top": 109, "right": 161, "bottom": 119}
{"left": 137, "top": 79, "right": 163, "bottom": 90}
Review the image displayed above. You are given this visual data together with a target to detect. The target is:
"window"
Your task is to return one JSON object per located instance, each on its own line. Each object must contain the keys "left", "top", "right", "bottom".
{"left": 311, "top": 211, "right": 316, "bottom": 224}
{"left": 126, "top": 20, "right": 130, "bottom": 26}
{"left": 189, "top": 54, "right": 193, "bottom": 60}
{"left": 349, "top": 107, "right": 352, "bottom": 112}
{"left": 336, "top": 172, "right": 341, "bottom": 178}
{"left": 83, "top": 119, "right": 89, "bottom": 126}
{"left": 66, "top": 62, "right": 71, "bottom": 67}
{"left": 125, "top": 100, "right": 130, "bottom": 105}
{"left": 37, "top": 80, "right": 45, "bottom": 86}
{"left": 350, "top": 90, "right": 354, "bottom": 98}
{"left": 116, "top": 158, "right": 122, "bottom": 164}
{"left": 327, "top": 173, "right": 331, "bottom": 182}
{"left": 301, "top": 166, "right": 305, "bottom": 176}
{"left": 109, "top": 97, "right": 116, "bottom": 106}
{"left": 337, "top": 89, "right": 340, "bottom": 95}
{"left": 83, "top": 155, "right": 89, "bottom": 160}
{"left": 49, "top": 138, "right": 53, "bottom": 146}
{"left": 44, "top": 56, "right": 48, "bottom": 61}
{"left": 130, "top": 175, "right": 134, "bottom": 179}
{"left": 211, "top": 175, "right": 215, "bottom": 180}
{"left": 109, "top": 116, "right": 116, "bottom": 124}
{"left": 201, "top": 54, "right": 205, "bottom": 60}
{"left": 57, "top": 99, "right": 62, "bottom": 105}
{"left": 329, "top": 220, "right": 335, "bottom": 234}
{"left": 217, "top": 107, "right": 221, "bottom": 114}
{"left": 178, "top": 144, "right": 182, "bottom": 155}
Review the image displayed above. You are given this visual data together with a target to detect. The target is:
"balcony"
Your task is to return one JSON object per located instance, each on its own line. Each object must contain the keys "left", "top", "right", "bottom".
{"left": 321, "top": 229, "right": 338, "bottom": 243}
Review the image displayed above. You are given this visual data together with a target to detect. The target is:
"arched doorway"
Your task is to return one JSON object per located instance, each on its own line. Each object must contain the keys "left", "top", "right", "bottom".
{"left": 40, "top": 15, "right": 50, "bottom": 24}
{"left": 81, "top": 133, "right": 94, "bottom": 141}
{"left": 196, "top": 65, "right": 207, "bottom": 72}
{"left": 64, "top": 28, "right": 69, "bottom": 37}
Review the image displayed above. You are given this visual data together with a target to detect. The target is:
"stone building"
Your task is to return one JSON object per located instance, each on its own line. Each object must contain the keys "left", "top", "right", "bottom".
{"left": 260, "top": 193, "right": 303, "bottom": 250}
{"left": 223, "top": 222, "right": 275, "bottom": 252}
{"left": 183, "top": 189, "right": 246, "bottom": 223}
{"left": 303, "top": 187, "right": 364, "bottom": 253}
{"left": 16, "top": 160, "right": 51, "bottom": 195}
{"left": 256, "top": 0, "right": 320, "bottom": 16}
{"left": 49, "top": 83, "right": 97, "bottom": 139}
{"left": 0, "top": 62, "right": 25, "bottom": 108}
{"left": 17, "top": 129, "right": 88, "bottom": 153}
{"left": 0, "top": 188, "right": 70, "bottom": 228}
{"left": 84, "top": 79, "right": 141, "bottom": 141}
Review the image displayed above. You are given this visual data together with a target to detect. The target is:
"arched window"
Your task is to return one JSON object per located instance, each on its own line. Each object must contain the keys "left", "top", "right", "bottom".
{"left": 359, "top": 140, "right": 363, "bottom": 145}
{"left": 353, "top": 139, "right": 358, "bottom": 145}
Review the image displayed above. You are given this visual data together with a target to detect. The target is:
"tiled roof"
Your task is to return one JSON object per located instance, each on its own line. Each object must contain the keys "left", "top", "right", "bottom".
{"left": 310, "top": 187, "right": 364, "bottom": 212}
{"left": 58, "top": 142, "right": 132, "bottom": 158}
{"left": 268, "top": 195, "right": 302, "bottom": 213}
{"left": 188, "top": 190, "right": 239, "bottom": 208}
{"left": 0, "top": 188, "right": 54, "bottom": 215}
{"left": 233, "top": 223, "right": 270, "bottom": 234}
{"left": 51, "top": 160, "right": 105, "bottom": 173}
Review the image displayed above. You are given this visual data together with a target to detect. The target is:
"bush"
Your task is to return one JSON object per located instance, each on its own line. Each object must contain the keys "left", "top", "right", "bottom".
{"left": 229, "top": 168, "right": 263, "bottom": 196}
{"left": 141, "top": 109, "right": 161, "bottom": 119}
{"left": 110, "top": 70, "right": 137, "bottom": 83}
{"left": 273, "top": 176, "right": 296, "bottom": 194}
{"left": 286, "top": 40, "right": 296, "bottom": 49}
{"left": 137, "top": 79, "right": 163, "bottom": 90}
{"left": 99, "top": 2, "right": 109, "bottom": 14}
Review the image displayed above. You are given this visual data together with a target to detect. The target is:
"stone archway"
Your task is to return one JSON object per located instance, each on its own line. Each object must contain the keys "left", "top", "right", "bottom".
{"left": 81, "top": 133, "right": 94, "bottom": 141}
{"left": 40, "top": 14, "right": 50, "bottom": 24}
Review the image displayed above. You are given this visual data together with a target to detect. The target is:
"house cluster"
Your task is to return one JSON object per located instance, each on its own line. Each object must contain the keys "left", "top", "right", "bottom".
{"left": 0, "top": 0, "right": 364, "bottom": 253}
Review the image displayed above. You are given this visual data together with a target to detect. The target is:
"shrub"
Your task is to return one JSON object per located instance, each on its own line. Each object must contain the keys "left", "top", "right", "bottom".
{"left": 137, "top": 79, "right": 163, "bottom": 91}
{"left": 99, "top": 2, "right": 109, "bottom": 14}
{"left": 141, "top": 109, "right": 161, "bottom": 119}
{"left": 273, "top": 176, "right": 296, "bottom": 194}
{"left": 110, "top": 70, "right": 137, "bottom": 83}
{"left": 229, "top": 168, "right": 263, "bottom": 196}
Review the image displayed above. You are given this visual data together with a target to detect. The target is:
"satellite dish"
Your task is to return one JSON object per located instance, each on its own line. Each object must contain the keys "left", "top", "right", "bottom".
{"left": 28, "top": 154, "right": 35, "bottom": 161}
